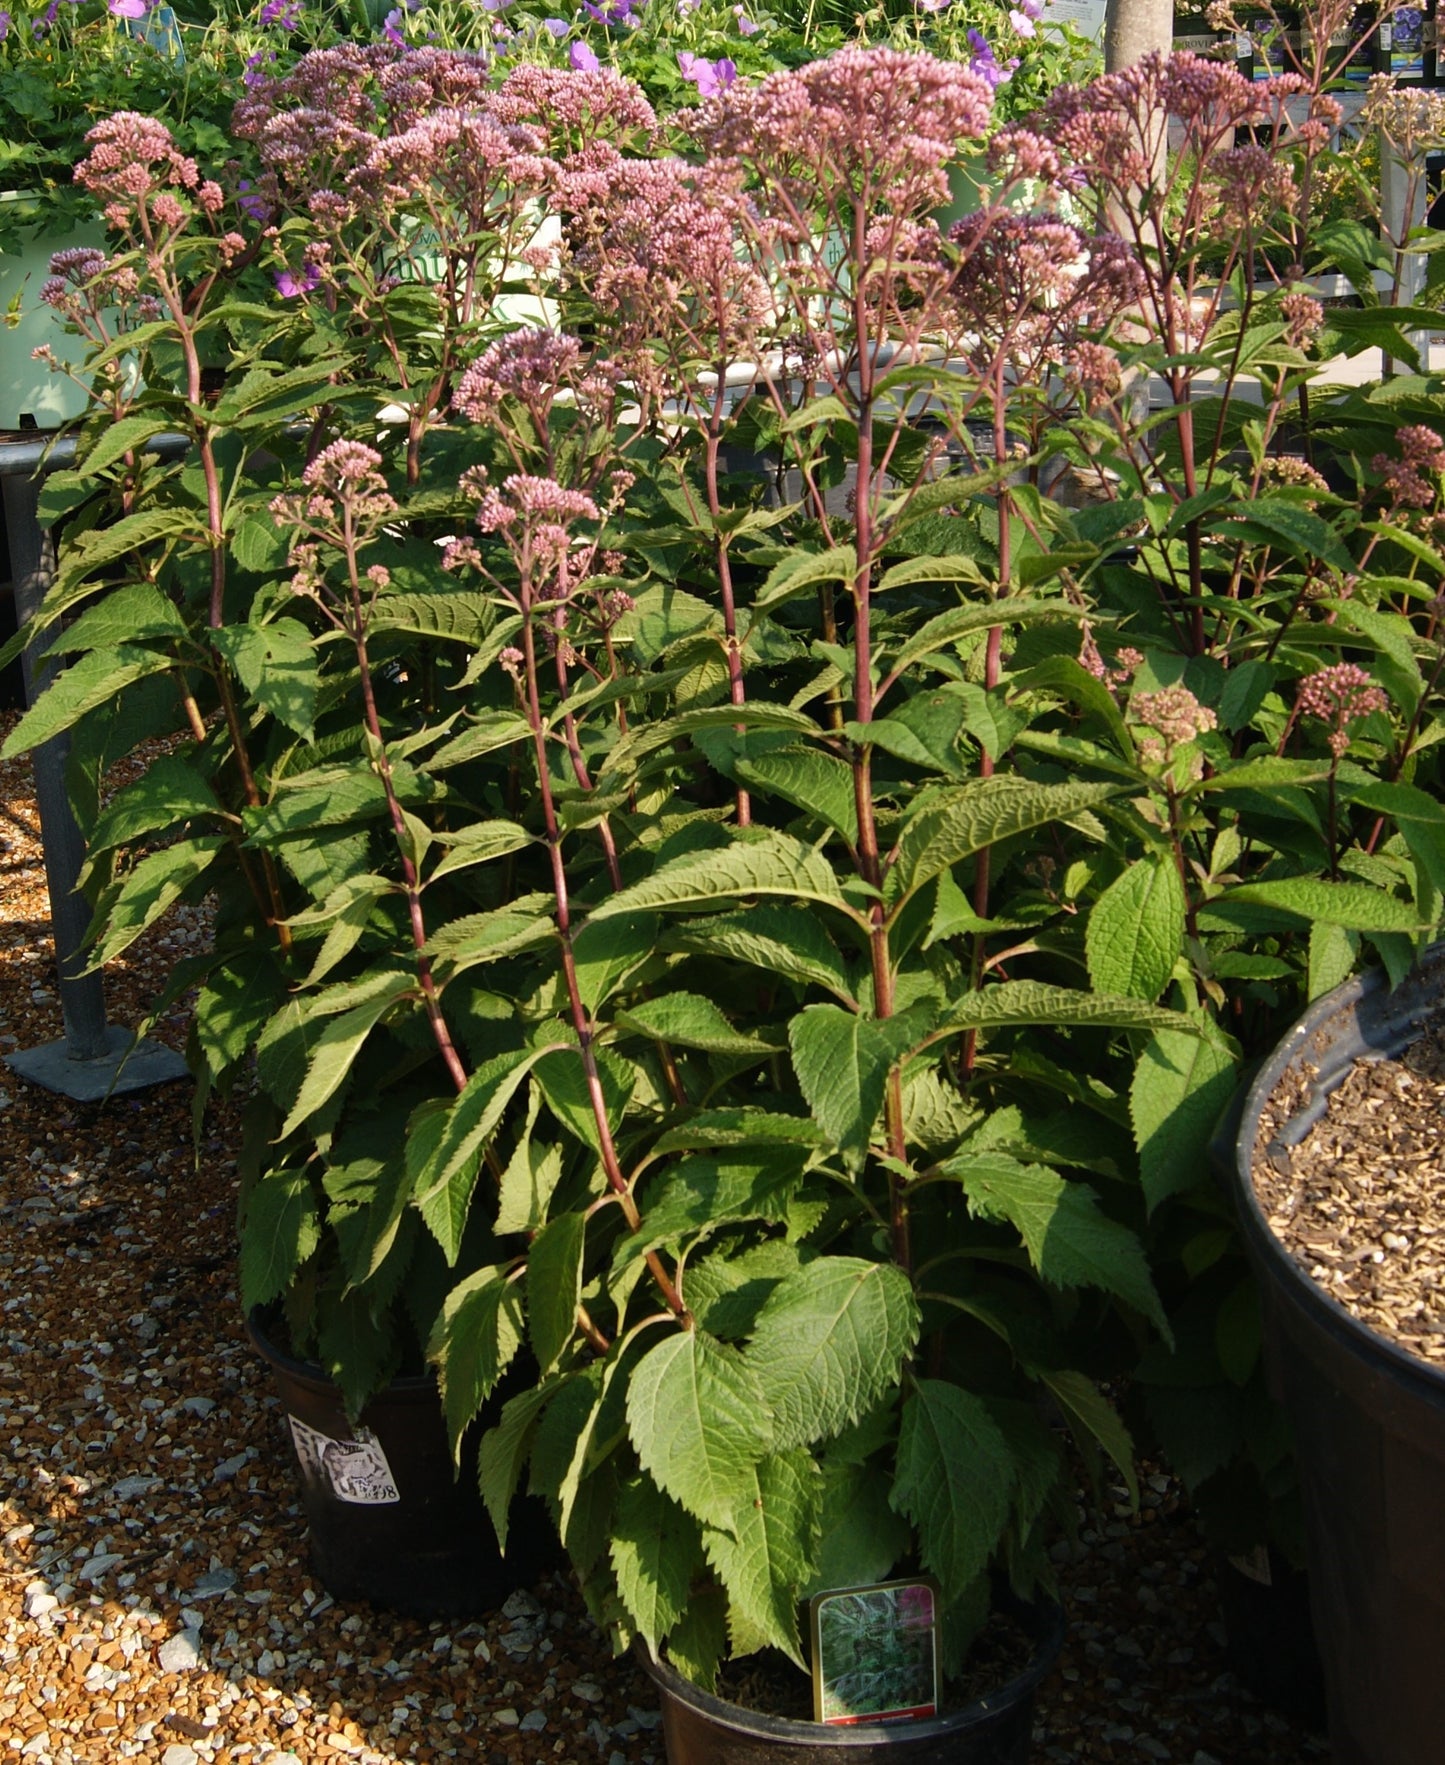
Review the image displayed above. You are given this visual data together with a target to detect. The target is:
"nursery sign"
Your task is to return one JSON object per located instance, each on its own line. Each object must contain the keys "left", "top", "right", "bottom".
{"left": 809, "top": 1579, "right": 941, "bottom": 1726}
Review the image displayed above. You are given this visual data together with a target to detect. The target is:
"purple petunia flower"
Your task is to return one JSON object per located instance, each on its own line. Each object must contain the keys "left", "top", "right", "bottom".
{"left": 569, "top": 36, "right": 599, "bottom": 68}
{"left": 275, "top": 263, "right": 322, "bottom": 299}
{"left": 678, "top": 49, "right": 735, "bottom": 94}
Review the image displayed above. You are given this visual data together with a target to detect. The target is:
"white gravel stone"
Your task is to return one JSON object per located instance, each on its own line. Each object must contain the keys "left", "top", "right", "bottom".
{"left": 158, "top": 1630, "right": 204, "bottom": 1673}
{"left": 160, "top": 1747, "right": 198, "bottom": 1765}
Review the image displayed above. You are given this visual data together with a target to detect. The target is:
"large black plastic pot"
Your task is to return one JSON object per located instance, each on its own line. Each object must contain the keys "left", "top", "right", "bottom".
{"left": 1230, "top": 944, "right": 1445, "bottom": 1765}
{"left": 247, "top": 1310, "right": 554, "bottom": 1619}
{"left": 638, "top": 1597, "right": 1063, "bottom": 1765}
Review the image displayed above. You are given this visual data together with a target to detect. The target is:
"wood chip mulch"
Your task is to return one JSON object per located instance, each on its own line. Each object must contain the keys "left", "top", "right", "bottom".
{"left": 1253, "top": 1017, "right": 1445, "bottom": 1365}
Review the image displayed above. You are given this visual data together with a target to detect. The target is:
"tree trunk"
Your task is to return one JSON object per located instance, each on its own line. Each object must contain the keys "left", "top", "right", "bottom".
{"left": 1104, "top": 0, "right": 1173, "bottom": 70}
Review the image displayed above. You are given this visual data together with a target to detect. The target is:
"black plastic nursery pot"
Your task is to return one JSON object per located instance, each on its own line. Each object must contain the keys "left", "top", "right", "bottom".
{"left": 638, "top": 1598, "right": 1064, "bottom": 1765}
{"left": 1230, "top": 943, "right": 1445, "bottom": 1765}
{"left": 247, "top": 1309, "right": 554, "bottom": 1619}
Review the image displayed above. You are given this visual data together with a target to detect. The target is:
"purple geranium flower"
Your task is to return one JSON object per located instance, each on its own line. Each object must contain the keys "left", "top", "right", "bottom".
{"left": 542, "top": 14, "right": 568, "bottom": 32}
{"left": 259, "top": 0, "right": 302, "bottom": 25}
{"left": 1009, "top": 7, "right": 1035, "bottom": 33}
{"left": 678, "top": 49, "right": 735, "bottom": 94}
{"left": 581, "top": 0, "right": 640, "bottom": 24}
{"left": 967, "top": 27, "right": 1016, "bottom": 88}
{"left": 107, "top": 0, "right": 149, "bottom": 16}
{"left": 569, "top": 37, "right": 599, "bottom": 68}
{"left": 382, "top": 5, "right": 406, "bottom": 42}
{"left": 237, "top": 179, "right": 271, "bottom": 224}
{"left": 275, "top": 263, "right": 322, "bottom": 299}
{"left": 0, "top": 11, "right": 10, "bottom": 38}
{"left": 733, "top": 4, "right": 759, "bottom": 31}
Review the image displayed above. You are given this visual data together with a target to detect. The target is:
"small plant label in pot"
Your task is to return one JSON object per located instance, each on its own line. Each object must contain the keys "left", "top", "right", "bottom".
{"left": 809, "top": 1579, "right": 941, "bottom": 1727}
{"left": 288, "top": 1416, "right": 401, "bottom": 1506}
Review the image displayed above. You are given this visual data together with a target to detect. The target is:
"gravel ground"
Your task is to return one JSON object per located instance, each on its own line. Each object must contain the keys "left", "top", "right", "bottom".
{"left": 0, "top": 709, "right": 1332, "bottom": 1765}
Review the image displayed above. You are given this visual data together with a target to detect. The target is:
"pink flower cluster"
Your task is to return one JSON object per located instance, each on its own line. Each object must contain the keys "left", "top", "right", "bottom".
{"left": 691, "top": 46, "right": 993, "bottom": 214}
{"left": 76, "top": 112, "right": 204, "bottom": 233}
{"left": 1297, "top": 664, "right": 1389, "bottom": 756}
{"left": 1373, "top": 425, "right": 1445, "bottom": 510}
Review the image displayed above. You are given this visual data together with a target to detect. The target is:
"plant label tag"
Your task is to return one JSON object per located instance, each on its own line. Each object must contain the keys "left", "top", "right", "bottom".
{"left": 287, "top": 1416, "right": 401, "bottom": 1506}
{"left": 809, "top": 1577, "right": 941, "bottom": 1727}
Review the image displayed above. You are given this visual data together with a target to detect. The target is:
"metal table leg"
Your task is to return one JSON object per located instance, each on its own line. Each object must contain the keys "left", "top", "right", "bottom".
{"left": 2, "top": 467, "right": 187, "bottom": 1100}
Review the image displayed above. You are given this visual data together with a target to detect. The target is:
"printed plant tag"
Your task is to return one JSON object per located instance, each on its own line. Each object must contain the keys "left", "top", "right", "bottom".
{"left": 287, "top": 1416, "right": 401, "bottom": 1506}
{"left": 809, "top": 1577, "right": 940, "bottom": 1726}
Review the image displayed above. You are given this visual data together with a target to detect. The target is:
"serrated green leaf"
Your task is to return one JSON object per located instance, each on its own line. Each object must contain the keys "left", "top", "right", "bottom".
{"left": 1308, "top": 920, "right": 1360, "bottom": 1002}
{"left": 240, "top": 1170, "right": 319, "bottom": 1311}
{"left": 528, "top": 1214, "right": 587, "bottom": 1376}
{"left": 1353, "top": 780, "right": 1445, "bottom": 898}
{"left": 84, "top": 754, "right": 218, "bottom": 855}
{"left": 891, "top": 777, "right": 1119, "bottom": 903}
{"left": 1219, "top": 877, "right": 1423, "bottom": 932}
{"left": 1085, "top": 855, "right": 1185, "bottom": 1003}
{"left": 212, "top": 619, "right": 318, "bottom": 742}
{"left": 747, "top": 1258, "right": 919, "bottom": 1450}
{"left": 891, "top": 1382, "right": 1014, "bottom": 1598}
{"left": 315, "top": 1289, "right": 401, "bottom": 1423}
{"left": 86, "top": 835, "right": 226, "bottom": 970}
{"left": 426, "top": 1267, "right": 523, "bottom": 1467}
{"left": 591, "top": 831, "right": 854, "bottom": 922}
{"left": 947, "top": 1155, "right": 1168, "bottom": 1335}
{"left": 1039, "top": 1368, "right": 1138, "bottom": 1508}
{"left": 495, "top": 1108, "right": 565, "bottom": 1236}
{"left": 427, "top": 819, "right": 534, "bottom": 882}
{"left": 884, "top": 598, "right": 1082, "bottom": 680}
{"left": 567, "top": 913, "right": 660, "bottom": 1013}
{"left": 788, "top": 1004, "right": 925, "bottom": 1170}
{"left": 806, "top": 1459, "right": 910, "bottom": 1595}
{"left": 1130, "top": 1024, "right": 1238, "bottom": 1212}
{"left": 426, "top": 900, "right": 557, "bottom": 975}
{"left": 368, "top": 591, "right": 497, "bottom": 643}
{"left": 665, "top": 1586, "right": 729, "bottom": 1690}
{"left": 77, "top": 412, "right": 175, "bottom": 479}
{"left": 412, "top": 1047, "right": 546, "bottom": 1263}
{"left": 626, "top": 1329, "right": 772, "bottom": 1531}
{"left": 671, "top": 903, "right": 856, "bottom": 1004}
{"left": 616, "top": 993, "right": 778, "bottom": 1057}
{"left": 935, "top": 981, "right": 1196, "bottom": 1039}
{"left": 278, "top": 972, "right": 416, "bottom": 1140}
{"left": 479, "top": 1385, "right": 550, "bottom": 1551}
{"left": 610, "top": 1476, "right": 705, "bottom": 1653}
{"left": 754, "top": 543, "right": 856, "bottom": 611}
{"left": 702, "top": 1449, "right": 820, "bottom": 1664}
{"left": 732, "top": 744, "right": 859, "bottom": 843}
{"left": 47, "top": 583, "right": 188, "bottom": 656}
{"left": 650, "top": 1109, "right": 823, "bottom": 1156}
{"left": 2, "top": 644, "right": 176, "bottom": 759}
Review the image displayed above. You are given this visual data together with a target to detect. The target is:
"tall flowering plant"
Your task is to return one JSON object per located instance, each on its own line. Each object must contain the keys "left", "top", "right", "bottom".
{"left": 5, "top": 25, "right": 1445, "bottom": 1708}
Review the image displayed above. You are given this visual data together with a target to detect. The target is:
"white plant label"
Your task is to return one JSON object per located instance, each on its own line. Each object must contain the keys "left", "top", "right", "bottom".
{"left": 287, "top": 1415, "right": 401, "bottom": 1506}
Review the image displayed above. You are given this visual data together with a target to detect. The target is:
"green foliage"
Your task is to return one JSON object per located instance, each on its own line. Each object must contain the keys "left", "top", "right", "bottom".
{"left": 17, "top": 18, "right": 1445, "bottom": 1713}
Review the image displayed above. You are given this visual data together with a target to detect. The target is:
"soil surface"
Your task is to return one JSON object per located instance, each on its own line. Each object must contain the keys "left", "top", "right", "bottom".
{"left": 1253, "top": 1017, "right": 1445, "bottom": 1365}
{"left": 0, "top": 708, "right": 1331, "bottom": 1764}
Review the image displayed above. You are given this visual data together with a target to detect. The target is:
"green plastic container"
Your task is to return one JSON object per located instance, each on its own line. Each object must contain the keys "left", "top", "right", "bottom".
{"left": 0, "top": 195, "right": 106, "bottom": 430}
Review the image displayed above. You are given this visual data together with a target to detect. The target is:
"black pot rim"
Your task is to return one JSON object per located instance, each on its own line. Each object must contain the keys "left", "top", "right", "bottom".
{"left": 245, "top": 1305, "right": 439, "bottom": 1403}
{"left": 1231, "top": 945, "right": 1445, "bottom": 1401}
{"left": 636, "top": 1596, "right": 1064, "bottom": 1748}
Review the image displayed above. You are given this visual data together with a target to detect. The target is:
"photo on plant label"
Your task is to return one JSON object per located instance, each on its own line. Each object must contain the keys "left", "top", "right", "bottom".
{"left": 810, "top": 1579, "right": 940, "bottom": 1726}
